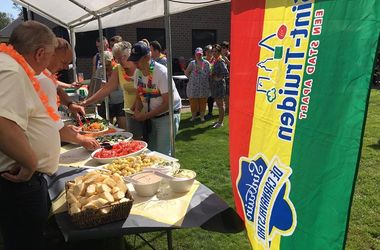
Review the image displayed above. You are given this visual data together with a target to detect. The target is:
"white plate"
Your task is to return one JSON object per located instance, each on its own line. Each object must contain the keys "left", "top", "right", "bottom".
{"left": 81, "top": 127, "right": 109, "bottom": 134}
{"left": 146, "top": 151, "right": 179, "bottom": 162}
{"left": 91, "top": 140, "right": 148, "bottom": 164}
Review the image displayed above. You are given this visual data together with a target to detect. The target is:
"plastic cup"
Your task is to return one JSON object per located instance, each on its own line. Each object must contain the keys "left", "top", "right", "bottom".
{"left": 77, "top": 73, "right": 84, "bottom": 83}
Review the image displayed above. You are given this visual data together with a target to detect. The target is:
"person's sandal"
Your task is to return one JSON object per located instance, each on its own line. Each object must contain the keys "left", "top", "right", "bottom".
{"left": 212, "top": 122, "right": 223, "bottom": 128}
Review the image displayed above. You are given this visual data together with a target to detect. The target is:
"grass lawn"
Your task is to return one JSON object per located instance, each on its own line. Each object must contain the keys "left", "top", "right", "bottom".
{"left": 0, "top": 90, "right": 378, "bottom": 250}
{"left": 345, "top": 89, "right": 380, "bottom": 250}
{"left": 133, "top": 90, "right": 380, "bottom": 250}
{"left": 129, "top": 89, "right": 379, "bottom": 249}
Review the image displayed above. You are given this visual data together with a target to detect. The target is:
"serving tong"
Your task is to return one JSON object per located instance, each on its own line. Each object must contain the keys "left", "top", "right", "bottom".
{"left": 100, "top": 142, "right": 113, "bottom": 150}
{"left": 80, "top": 114, "right": 90, "bottom": 125}
{"left": 124, "top": 168, "right": 188, "bottom": 184}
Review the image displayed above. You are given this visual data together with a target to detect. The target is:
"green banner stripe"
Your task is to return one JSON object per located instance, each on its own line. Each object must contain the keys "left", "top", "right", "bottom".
{"left": 282, "top": 1, "right": 380, "bottom": 249}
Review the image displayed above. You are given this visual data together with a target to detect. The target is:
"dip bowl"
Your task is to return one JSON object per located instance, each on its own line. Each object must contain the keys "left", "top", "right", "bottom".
{"left": 130, "top": 172, "right": 162, "bottom": 197}
{"left": 168, "top": 169, "right": 196, "bottom": 193}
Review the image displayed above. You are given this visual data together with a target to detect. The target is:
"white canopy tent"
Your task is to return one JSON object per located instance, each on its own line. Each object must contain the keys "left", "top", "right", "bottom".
{"left": 12, "top": 0, "right": 230, "bottom": 155}
{"left": 13, "top": 0, "right": 229, "bottom": 32}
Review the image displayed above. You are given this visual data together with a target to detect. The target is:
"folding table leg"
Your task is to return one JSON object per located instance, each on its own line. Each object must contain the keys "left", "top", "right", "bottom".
{"left": 167, "top": 230, "right": 173, "bottom": 250}
{"left": 136, "top": 234, "right": 156, "bottom": 250}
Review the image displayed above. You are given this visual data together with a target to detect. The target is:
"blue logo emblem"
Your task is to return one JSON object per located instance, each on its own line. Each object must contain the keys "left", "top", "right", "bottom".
{"left": 237, "top": 154, "right": 297, "bottom": 248}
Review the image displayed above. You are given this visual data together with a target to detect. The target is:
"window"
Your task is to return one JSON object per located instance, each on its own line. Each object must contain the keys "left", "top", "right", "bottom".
{"left": 75, "top": 28, "right": 116, "bottom": 58}
{"left": 192, "top": 29, "right": 217, "bottom": 53}
{"left": 53, "top": 26, "right": 70, "bottom": 41}
{"left": 136, "top": 28, "right": 166, "bottom": 49}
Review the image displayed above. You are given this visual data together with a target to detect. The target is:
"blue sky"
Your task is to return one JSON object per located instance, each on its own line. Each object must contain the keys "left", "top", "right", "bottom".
{"left": 0, "top": 0, "right": 21, "bottom": 19}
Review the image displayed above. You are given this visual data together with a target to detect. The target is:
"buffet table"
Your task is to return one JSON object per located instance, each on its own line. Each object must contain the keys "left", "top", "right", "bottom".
{"left": 173, "top": 75, "right": 188, "bottom": 99}
{"left": 47, "top": 143, "right": 244, "bottom": 249}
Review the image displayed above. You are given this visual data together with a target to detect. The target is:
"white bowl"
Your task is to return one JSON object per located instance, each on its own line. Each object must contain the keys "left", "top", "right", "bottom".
{"left": 130, "top": 172, "right": 162, "bottom": 197}
{"left": 168, "top": 169, "right": 196, "bottom": 193}
{"left": 91, "top": 140, "right": 148, "bottom": 164}
{"left": 96, "top": 132, "right": 133, "bottom": 144}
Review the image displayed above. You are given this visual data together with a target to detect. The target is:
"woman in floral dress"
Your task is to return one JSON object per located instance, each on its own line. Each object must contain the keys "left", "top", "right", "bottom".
{"left": 185, "top": 47, "right": 211, "bottom": 121}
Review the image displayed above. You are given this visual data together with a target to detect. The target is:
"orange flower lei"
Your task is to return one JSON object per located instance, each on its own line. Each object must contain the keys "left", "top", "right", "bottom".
{"left": 123, "top": 68, "right": 133, "bottom": 82}
{"left": 111, "top": 59, "right": 118, "bottom": 69}
{"left": 0, "top": 43, "right": 60, "bottom": 121}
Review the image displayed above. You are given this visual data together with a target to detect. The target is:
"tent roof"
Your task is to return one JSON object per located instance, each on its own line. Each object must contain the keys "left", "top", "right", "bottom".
{"left": 13, "top": 0, "right": 229, "bottom": 32}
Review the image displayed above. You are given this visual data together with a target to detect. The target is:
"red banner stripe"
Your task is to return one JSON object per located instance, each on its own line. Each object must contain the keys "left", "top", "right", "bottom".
{"left": 229, "top": 0, "right": 266, "bottom": 219}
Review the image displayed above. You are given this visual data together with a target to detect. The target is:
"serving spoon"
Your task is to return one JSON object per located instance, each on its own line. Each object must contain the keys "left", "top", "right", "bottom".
{"left": 142, "top": 169, "right": 189, "bottom": 181}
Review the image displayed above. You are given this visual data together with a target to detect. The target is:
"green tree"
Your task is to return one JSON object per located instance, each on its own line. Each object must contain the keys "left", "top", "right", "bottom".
{"left": 12, "top": 3, "right": 23, "bottom": 17}
{"left": 0, "top": 12, "right": 13, "bottom": 30}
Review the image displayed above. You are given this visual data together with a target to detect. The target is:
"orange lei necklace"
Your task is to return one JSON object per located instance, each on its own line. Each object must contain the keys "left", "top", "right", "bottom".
{"left": 0, "top": 43, "right": 60, "bottom": 121}
{"left": 123, "top": 67, "right": 133, "bottom": 82}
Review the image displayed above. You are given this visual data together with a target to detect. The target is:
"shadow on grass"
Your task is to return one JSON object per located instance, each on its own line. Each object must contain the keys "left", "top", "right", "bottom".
{"left": 176, "top": 126, "right": 213, "bottom": 141}
{"left": 368, "top": 143, "right": 380, "bottom": 150}
{"left": 179, "top": 115, "right": 219, "bottom": 130}
{"left": 177, "top": 114, "right": 221, "bottom": 141}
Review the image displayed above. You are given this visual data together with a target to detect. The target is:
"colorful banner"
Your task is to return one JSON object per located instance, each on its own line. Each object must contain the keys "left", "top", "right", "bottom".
{"left": 230, "top": 0, "right": 380, "bottom": 249}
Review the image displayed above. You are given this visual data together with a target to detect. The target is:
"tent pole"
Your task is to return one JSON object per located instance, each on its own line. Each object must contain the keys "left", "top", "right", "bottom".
{"left": 164, "top": 0, "right": 175, "bottom": 156}
{"left": 68, "top": 28, "right": 78, "bottom": 82}
{"left": 26, "top": 5, "right": 32, "bottom": 20}
{"left": 97, "top": 16, "right": 110, "bottom": 121}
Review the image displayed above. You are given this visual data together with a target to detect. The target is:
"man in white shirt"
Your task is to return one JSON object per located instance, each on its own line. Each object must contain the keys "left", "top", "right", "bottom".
{"left": 0, "top": 21, "right": 59, "bottom": 250}
{"left": 37, "top": 38, "right": 100, "bottom": 150}
{"left": 129, "top": 41, "right": 181, "bottom": 155}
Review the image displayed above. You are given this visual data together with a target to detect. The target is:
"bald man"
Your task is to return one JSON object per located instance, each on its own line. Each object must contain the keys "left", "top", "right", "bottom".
{"left": 0, "top": 20, "right": 58, "bottom": 250}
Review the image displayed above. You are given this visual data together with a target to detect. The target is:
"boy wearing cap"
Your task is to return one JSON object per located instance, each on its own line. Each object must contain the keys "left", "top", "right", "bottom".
{"left": 128, "top": 41, "right": 181, "bottom": 155}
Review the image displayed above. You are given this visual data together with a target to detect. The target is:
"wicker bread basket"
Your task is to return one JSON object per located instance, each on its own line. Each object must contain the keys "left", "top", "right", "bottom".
{"left": 65, "top": 181, "right": 133, "bottom": 229}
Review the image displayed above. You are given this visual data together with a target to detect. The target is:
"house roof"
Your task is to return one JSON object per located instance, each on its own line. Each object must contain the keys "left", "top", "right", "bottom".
{"left": 0, "top": 16, "right": 23, "bottom": 39}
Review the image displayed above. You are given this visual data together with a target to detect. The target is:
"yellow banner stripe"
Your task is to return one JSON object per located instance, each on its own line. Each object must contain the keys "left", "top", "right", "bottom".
{"left": 247, "top": 1, "right": 314, "bottom": 249}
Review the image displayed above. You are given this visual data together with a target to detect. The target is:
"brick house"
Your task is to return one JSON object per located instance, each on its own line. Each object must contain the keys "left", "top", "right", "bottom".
{"left": 75, "top": 2, "right": 230, "bottom": 79}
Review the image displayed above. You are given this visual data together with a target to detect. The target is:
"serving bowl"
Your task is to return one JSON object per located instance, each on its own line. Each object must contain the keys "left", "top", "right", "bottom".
{"left": 168, "top": 169, "right": 196, "bottom": 193}
{"left": 91, "top": 140, "right": 148, "bottom": 164}
{"left": 129, "top": 172, "right": 162, "bottom": 197}
{"left": 96, "top": 132, "right": 133, "bottom": 144}
{"left": 85, "top": 131, "right": 133, "bottom": 152}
